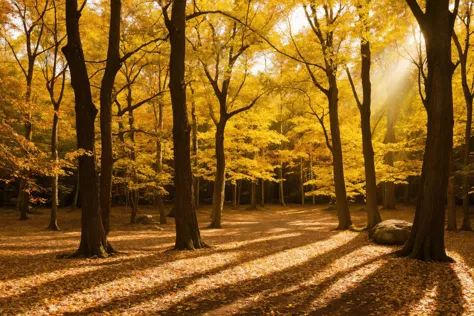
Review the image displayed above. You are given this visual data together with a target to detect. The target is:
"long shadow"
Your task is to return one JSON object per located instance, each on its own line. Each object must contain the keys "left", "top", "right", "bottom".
{"left": 70, "top": 233, "right": 366, "bottom": 315}
{"left": 309, "top": 260, "right": 465, "bottom": 315}
{"left": 0, "top": 228, "right": 335, "bottom": 314}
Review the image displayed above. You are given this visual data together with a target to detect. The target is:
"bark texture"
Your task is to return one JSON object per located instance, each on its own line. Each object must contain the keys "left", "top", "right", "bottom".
{"left": 397, "top": 0, "right": 456, "bottom": 261}
{"left": 164, "top": 0, "right": 206, "bottom": 249}
{"left": 62, "top": 0, "right": 110, "bottom": 258}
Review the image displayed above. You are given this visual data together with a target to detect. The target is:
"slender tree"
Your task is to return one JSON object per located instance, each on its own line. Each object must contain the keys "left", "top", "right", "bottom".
{"left": 346, "top": 0, "right": 382, "bottom": 230}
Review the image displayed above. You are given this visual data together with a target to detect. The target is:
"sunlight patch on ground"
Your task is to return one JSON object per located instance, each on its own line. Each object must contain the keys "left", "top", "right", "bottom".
{"left": 131, "top": 232, "right": 358, "bottom": 313}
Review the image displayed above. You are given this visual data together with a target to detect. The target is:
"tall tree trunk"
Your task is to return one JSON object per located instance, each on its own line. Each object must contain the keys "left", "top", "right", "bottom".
{"left": 154, "top": 100, "right": 167, "bottom": 224}
{"left": 164, "top": 0, "right": 205, "bottom": 249}
{"left": 127, "top": 103, "right": 139, "bottom": 224}
{"left": 191, "top": 95, "right": 200, "bottom": 209}
{"left": 18, "top": 70, "right": 34, "bottom": 220}
{"left": 62, "top": 0, "right": 110, "bottom": 257}
{"left": 48, "top": 110, "right": 60, "bottom": 230}
{"left": 447, "top": 176, "right": 457, "bottom": 231}
{"left": 350, "top": 33, "right": 382, "bottom": 230}
{"left": 209, "top": 121, "right": 226, "bottom": 228}
{"left": 328, "top": 82, "right": 352, "bottom": 230}
{"left": 100, "top": 0, "right": 122, "bottom": 236}
{"left": 397, "top": 0, "right": 455, "bottom": 261}
{"left": 260, "top": 178, "right": 265, "bottom": 207}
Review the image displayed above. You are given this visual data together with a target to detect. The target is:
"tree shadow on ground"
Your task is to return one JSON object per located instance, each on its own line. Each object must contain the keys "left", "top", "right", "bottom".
{"left": 67, "top": 233, "right": 368, "bottom": 315}
{"left": 0, "top": 219, "right": 338, "bottom": 314}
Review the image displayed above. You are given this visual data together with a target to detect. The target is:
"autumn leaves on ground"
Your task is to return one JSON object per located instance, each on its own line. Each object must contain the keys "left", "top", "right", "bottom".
{"left": 0, "top": 205, "right": 472, "bottom": 315}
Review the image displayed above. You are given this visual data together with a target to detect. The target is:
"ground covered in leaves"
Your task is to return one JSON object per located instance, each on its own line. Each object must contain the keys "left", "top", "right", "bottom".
{"left": 0, "top": 204, "right": 473, "bottom": 315}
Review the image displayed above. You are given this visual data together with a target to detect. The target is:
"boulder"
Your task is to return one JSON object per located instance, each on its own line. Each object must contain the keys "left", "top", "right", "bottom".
{"left": 135, "top": 215, "right": 156, "bottom": 225}
{"left": 370, "top": 219, "right": 412, "bottom": 245}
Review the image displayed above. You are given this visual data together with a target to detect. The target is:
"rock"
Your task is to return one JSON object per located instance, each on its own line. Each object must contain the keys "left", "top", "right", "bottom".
{"left": 370, "top": 219, "right": 412, "bottom": 245}
{"left": 135, "top": 215, "right": 156, "bottom": 225}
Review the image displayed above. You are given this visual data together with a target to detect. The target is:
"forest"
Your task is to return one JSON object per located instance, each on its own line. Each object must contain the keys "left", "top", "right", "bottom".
{"left": 0, "top": 0, "right": 474, "bottom": 314}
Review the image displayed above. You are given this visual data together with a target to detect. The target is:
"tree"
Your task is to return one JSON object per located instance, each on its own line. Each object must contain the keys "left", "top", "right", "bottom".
{"left": 40, "top": 0, "right": 67, "bottom": 231}
{"left": 289, "top": 2, "right": 353, "bottom": 229}
{"left": 161, "top": 0, "right": 206, "bottom": 249}
{"left": 396, "top": 0, "right": 459, "bottom": 261}
{"left": 6, "top": 0, "right": 50, "bottom": 220}
{"left": 62, "top": 0, "right": 110, "bottom": 257}
{"left": 346, "top": 0, "right": 382, "bottom": 230}
{"left": 453, "top": 3, "right": 474, "bottom": 231}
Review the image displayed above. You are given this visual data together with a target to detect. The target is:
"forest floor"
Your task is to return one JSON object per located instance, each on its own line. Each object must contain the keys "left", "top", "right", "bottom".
{"left": 0, "top": 204, "right": 473, "bottom": 315}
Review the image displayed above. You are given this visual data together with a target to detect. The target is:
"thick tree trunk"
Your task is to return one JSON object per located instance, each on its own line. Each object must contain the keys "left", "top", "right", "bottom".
{"left": 397, "top": 0, "right": 455, "bottom": 261}
{"left": 165, "top": 0, "right": 205, "bottom": 249}
{"left": 328, "top": 82, "right": 352, "bottom": 230}
{"left": 62, "top": 0, "right": 110, "bottom": 257}
{"left": 100, "top": 0, "right": 122, "bottom": 236}
{"left": 48, "top": 111, "right": 60, "bottom": 230}
{"left": 209, "top": 121, "right": 226, "bottom": 228}
{"left": 447, "top": 176, "right": 457, "bottom": 231}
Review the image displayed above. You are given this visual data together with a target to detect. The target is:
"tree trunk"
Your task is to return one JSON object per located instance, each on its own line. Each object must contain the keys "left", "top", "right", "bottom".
{"left": 237, "top": 180, "right": 242, "bottom": 206}
{"left": 328, "top": 82, "right": 352, "bottom": 230}
{"left": 358, "top": 36, "right": 382, "bottom": 230}
{"left": 232, "top": 182, "right": 237, "bottom": 207}
{"left": 250, "top": 180, "right": 257, "bottom": 209}
{"left": 48, "top": 110, "right": 60, "bottom": 230}
{"left": 310, "top": 153, "right": 315, "bottom": 205}
{"left": 300, "top": 156, "right": 305, "bottom": 205}
{"left": 397, "top": 0, "right": 455, "bottom": 261}
{"left": 154, "top": 99, "right": 167, "bottom": 224}
{"left": 260, "top": 178, "right": 264, "bottom": 207}
{"left": 165, "top": 0, "right": 206, "bottom": 249}
{"left": 72, "top": 171, "right": 79, "bottom": 211}
{"left": 447, "top": 176, "right": 457, "bottom": 231}
{"left": 62, "top": 0, "right": 110, "bottom": 257}
{"left": 99, "top": 0, "right": 122, "bottom": 236}
{"left": 461, "top": 77, "right": 473, "bottom": 232}
{"left": 192, "top": 98, "right": 200, "bottom": 210}
{"left": 209, "top": 120, "right": 226, "bottom": 228}
{"left": 127, "top": 103, "right": 139, "bottom": 224}
{"left": 278, "top": 166, "right": 285, "bottom": 206}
